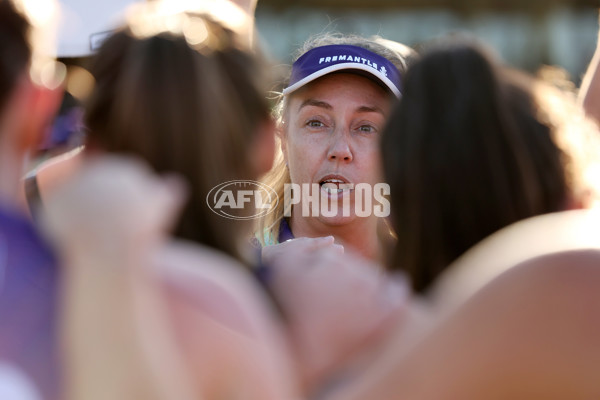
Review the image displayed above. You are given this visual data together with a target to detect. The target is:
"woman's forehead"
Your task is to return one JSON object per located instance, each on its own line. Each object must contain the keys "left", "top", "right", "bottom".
{"left": 288, "top": 73, "right": 392, "bottom": 110}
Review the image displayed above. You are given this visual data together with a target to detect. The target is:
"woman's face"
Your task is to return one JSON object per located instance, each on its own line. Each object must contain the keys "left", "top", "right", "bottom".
{"left": 282, "top": 72, "right": 392, "bottom": 226}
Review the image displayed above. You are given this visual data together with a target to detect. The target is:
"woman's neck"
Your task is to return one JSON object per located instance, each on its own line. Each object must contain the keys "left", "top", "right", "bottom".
{"left": 289, "top": 212, "right": 390, "bottom": 264}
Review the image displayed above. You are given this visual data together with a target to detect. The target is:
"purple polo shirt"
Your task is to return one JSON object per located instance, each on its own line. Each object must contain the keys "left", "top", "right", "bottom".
{"left": 277, "top": 218, "right": 294, "bottom": 243}
{"left": 0, "top": 204, "right": 60, "bottom": 400}
{"left": 252, "top": 219, "right": 294, "bottom": 288}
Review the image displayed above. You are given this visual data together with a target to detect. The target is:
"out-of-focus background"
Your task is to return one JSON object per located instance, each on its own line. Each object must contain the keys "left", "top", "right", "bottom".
{"left": 255, "top": 0, "right": 599, "bottom": 83}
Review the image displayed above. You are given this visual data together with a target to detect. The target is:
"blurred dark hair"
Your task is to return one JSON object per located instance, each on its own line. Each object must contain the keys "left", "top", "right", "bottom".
{"left": 0, "top": 0, "right": 31, "bottom": 115}
{"left": 382, "top": 41, "right": 573, "bottom": 293}
{"left": 85, "top": 12, "right": 271, "bottom": 262}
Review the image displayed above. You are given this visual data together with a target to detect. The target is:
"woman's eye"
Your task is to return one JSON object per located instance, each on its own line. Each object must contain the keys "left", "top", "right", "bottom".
{"left": 307, "top": 120, "right": 325, "bottom": 128}
{"left": 357, "top": 124, "right": 376, "bottom": 133}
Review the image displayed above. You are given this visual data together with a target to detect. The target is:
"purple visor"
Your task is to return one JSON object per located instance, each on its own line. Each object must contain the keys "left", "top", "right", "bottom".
{"left": 283, "top": 44, "right": 402, "bottom": 98}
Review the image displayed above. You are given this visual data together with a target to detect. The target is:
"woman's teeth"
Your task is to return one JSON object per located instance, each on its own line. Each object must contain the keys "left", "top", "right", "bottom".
{"left": 320, "top": 179, "right": 351, "bottom": 193}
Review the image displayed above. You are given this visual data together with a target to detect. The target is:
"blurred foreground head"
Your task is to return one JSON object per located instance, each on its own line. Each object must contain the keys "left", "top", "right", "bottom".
{"left": 383, "top": 40, "right": 600, "bottom": 292}
{"left": 84, "top": 4, "right": 273, "bottom": 261}
{"left": 0, "top": 0, "right": 30, "bottom": 114}
{"left": 1, "top": 0, "right": 63, "bottom": 195}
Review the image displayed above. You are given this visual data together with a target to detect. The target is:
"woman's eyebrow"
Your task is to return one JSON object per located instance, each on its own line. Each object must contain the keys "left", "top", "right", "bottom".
{"left": 356, "top": 105, "right": 385, "bottom": 115}
{"left": 298, "top": 99, "right": 332, "bottom": 111}
{"left": 297, "top": 99, "right": 385, "bottom": 115}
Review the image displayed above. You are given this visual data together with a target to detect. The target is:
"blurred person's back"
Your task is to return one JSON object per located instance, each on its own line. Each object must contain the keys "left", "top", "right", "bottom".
{"left": 0, "top": 0, "right": 64, "bottom": 398}
{"left": 382, "top": 40, "right": 600, "bottom": 294}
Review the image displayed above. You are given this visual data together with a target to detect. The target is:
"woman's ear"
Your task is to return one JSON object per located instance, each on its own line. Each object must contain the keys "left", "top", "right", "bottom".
{"left": 0, "top": 74, "right": 62, "bottom": 153}
{"left": 565, "top": 190, "right": 592, "bottom": 211}
{"left": 251, "top": 117, "right": 277, "bottom": 176}
{"left": 18, "top": 83, "right": 64, "bottom": 152}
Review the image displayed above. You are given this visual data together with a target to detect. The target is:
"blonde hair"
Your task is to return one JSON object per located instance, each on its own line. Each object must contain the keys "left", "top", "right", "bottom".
{"left": 255, "top": 33, "right": 415, "bottom": 245}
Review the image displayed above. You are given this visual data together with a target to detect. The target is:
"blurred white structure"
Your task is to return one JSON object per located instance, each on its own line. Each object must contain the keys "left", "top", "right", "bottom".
{"left": 57, "top": 0, "right": 140, "bottom": 57}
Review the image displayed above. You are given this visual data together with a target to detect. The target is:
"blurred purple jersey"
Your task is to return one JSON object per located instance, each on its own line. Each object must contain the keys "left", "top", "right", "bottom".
{"left": 0, "top": 205, "right": 60, "bottom": 400}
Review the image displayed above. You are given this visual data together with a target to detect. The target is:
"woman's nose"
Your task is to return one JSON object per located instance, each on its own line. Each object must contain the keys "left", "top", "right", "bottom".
{"left": 327, "top": 130, "right": 353, "bottom": 162}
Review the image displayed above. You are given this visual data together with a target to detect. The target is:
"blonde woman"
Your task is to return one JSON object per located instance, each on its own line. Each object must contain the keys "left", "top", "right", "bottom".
{"left": 257, "top": 34, "right": 416, "bottom": 265}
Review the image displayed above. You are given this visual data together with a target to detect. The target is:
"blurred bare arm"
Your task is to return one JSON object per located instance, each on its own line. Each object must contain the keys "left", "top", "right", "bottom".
{"left": 324, "top": 250, "right": 600, "bottom": 400}
{"left": 579, "top": 10, "right": 600, "bottom": 125}
{"left": 266, "top": 239, "right": 410, "bottom": 394}
{"left": 229, "top": 0, "right": 257, "bottom": 16}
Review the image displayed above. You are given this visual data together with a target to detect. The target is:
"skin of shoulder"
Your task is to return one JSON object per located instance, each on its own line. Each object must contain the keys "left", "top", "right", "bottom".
{"left": 153, "top": 240, "right": 300, "bottom": 400}
{"left": 327, "top": 249, "right": 600, "bottom": 400}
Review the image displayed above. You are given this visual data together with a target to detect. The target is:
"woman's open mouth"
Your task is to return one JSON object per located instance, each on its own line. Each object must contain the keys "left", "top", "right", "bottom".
{"left": 319, "top": 175, "right": 354, "bottom": 196}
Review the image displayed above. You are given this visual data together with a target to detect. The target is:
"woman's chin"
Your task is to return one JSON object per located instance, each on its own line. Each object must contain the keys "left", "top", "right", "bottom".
{"left": 315, "top": 212, "right": 359, "bottom": 227}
